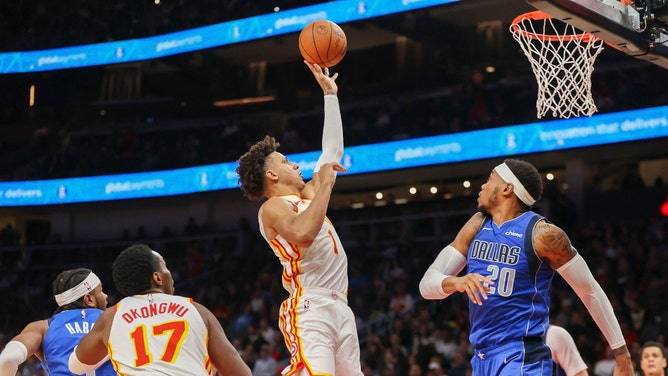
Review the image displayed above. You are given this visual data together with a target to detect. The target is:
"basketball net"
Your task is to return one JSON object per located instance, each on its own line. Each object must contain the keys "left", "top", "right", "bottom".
{"left": 510, "top": 11, "right": 606, "bottom": 119}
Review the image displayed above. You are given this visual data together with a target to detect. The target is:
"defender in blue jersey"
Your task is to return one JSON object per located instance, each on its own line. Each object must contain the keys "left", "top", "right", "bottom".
{"left": 0, "top": 268, "right": 116, "bottom": 376}
{"left": 419, "top": 159, "right": 634, "bottom": 376}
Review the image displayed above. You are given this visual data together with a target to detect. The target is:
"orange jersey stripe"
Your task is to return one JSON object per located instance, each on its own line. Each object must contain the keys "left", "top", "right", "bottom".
{"left": 327, "top": 230, "right": 338, "bottom": 255}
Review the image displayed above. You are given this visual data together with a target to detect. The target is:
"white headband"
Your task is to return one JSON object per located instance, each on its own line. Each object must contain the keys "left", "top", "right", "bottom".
{"left": 494, "top": 162, "right": 536, "bottom": 206}
{"left": 54, "top": 272, "right": 101, "bottom": 307}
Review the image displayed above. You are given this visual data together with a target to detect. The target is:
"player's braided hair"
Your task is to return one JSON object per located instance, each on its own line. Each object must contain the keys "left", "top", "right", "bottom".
{"left": 52, "top": 268, "right": 93, "bottom": 313}
{"left": 505, "top": 158, "right": 543, "bottom": 209}
{"left": 236, "top": 135, "right": 279, "bottom": 201}
{"left": 113, "top": 244, "right": 160, "bottom": 297}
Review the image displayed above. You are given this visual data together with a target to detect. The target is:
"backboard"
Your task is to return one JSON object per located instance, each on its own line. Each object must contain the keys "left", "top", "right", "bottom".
{"left": 527, "top": 0, "right": 668, "bottom": 68}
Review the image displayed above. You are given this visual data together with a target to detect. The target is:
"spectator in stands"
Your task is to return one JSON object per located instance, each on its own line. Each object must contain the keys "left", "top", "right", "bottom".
{"left": 389, "top": 280, "right": 415, "bottom": 316}
{"left": 447, "top": 349, "right": 472, "bottom": 376}
{"left": 432, "top": 327, "right": 458, "bottom": 363}
{"left": 425, "top": 354, "right": 446, "bottom": 376}
{"left": 408, "top": 362, "right": 424, "bottom": 376}
{"left": 253, "top": 344, "right": 278, "bottom": 376}
{"left": 593, "top": 347, "right": 618, "bottom": 376}
{"left": 640, "top": 342, "right": 666, "bottom": 376}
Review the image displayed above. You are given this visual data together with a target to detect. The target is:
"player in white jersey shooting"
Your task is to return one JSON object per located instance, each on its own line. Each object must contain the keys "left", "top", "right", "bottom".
{"left": 236, "top": 61, "right": 363, "bottom": 375}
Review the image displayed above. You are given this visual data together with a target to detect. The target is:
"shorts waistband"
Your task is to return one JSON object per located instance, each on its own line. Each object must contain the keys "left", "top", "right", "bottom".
{"left": 292, "top": 287, "right": 348, "bottom": 304}
{"left": 474, "top": 336, "right": 543, "bottom": 355}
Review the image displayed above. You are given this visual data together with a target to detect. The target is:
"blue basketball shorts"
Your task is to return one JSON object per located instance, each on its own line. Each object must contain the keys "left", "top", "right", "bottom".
{"left": 471, "top": 337, "right": 553, "bottom": 376}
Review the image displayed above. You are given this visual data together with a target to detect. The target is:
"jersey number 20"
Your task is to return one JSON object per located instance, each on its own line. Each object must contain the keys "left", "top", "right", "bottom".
{"left": 485, "top": 265, "right": 516, "bottom": 297}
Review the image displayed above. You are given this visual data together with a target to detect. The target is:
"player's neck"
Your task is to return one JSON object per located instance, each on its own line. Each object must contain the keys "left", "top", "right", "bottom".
{"left": 491, "top": 203, "right": 527, "bottom": 226}
{"left": 142, "top": 288, "right": 166, "bottom": 295}
{"left": 269, "top": 185, "right": 301, "bottom": 199}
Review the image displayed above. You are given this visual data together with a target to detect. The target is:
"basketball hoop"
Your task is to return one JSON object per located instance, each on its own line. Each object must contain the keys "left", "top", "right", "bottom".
{"left": 510, "top": 10, "right": 606, "bottom": 119}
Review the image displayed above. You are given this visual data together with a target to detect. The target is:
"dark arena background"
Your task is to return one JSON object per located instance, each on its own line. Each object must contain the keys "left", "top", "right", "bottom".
{"left": 0, "top": 0, "right": 667, "bottom": 375}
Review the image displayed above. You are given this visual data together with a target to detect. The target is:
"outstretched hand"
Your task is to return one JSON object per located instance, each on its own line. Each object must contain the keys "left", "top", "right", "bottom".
{"left": 304, "top": 60, "right": 338, "bottom": 95}
{"left": 449, "top": 273, "right": 494, "bottom": 306}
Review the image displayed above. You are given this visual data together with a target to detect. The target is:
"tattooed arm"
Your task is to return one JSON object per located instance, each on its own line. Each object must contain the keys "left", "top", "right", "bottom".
{"left": 533, "top": 220, "right": 634, "bottom": 376}
{"left": 532, "top": 220, "right": 576, "bottom": 269}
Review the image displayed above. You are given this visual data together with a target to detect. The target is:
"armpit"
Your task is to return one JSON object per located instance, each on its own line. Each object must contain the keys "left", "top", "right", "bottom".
{"left": 468, "top": 212, "right": 485, "bottom": 232}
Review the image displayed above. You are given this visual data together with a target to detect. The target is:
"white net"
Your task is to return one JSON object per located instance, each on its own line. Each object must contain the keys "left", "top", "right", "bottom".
{"left": 510, "top": 12, "right": 606, "bottom": 119}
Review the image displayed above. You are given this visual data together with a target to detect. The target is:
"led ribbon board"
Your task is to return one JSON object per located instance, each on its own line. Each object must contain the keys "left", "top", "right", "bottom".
{"left": 0, "top": 0, "right": 460, "bottom": 73}
{"left": 1, "top": 105, "right": 666, "bottom": 206}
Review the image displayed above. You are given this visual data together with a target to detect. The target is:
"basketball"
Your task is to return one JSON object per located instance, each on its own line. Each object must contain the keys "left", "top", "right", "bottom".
{"left": 299, "top": 20, "right": 347, "bottom": 68}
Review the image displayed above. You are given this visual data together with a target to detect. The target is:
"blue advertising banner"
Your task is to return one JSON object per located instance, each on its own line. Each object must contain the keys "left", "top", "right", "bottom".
{"left": 0, "top": 0, "right": 460, "bottom": 73}
{"left": 1, "top": 105, "right": 666, "bottom": 206}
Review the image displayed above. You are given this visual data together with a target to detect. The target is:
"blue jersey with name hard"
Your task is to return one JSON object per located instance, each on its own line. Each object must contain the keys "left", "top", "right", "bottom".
{"left": 42, "top": 308, "right": 116, "bottom": 376}
{"left": 467, "top": 211, "right": 554, "bottom": 349}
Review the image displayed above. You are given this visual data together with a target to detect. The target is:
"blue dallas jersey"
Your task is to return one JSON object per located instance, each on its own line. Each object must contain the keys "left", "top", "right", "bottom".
{"left": 42, "top": 308, "right": 116, "bottom": 375}
{"left": 467, "top": 211, "right": 554, "bottom": 350}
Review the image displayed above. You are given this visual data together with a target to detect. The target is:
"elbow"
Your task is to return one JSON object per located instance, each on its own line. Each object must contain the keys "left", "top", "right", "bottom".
{"left": 68, "top": 351, "right": 92, "bottom": 375}
{"left": 419, "top": 268, "right": 449, "bottom": 300}
{"left": 419, "top": 276, "right": 442, "bottom": 300}
{"left": 418, "top": 278, "right": 430, "bottom": 299}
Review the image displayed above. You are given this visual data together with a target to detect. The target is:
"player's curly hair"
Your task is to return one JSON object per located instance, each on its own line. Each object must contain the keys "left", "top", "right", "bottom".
{"left": 236, "top": 135, "right": 280, "bottom": 201}
{"left": 52, "top": 268, "right": 94, "bottom": 313}
{"left": 113, "top": 243, "right": 161, "bottom": 297}
{"left": 505, "top": 158, "right": 543, "bottom": 209}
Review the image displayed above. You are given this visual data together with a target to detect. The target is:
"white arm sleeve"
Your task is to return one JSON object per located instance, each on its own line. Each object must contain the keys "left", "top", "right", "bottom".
{"left": 557, "top": 254, "right": 626, "bottom": 350}
{"left": 0, "top": 340, "right": 28, "bottom": 376}
{"left": 314, "top": 94, "right": 343, "bottom": 172}
{"left": 419, "top": 245, "right": 467, "bottom": 299}
{"left": 68, "top": 347, "right": 108, "bottom": 375}
{"left": 546, "top": 325, "right": 588, "bottom": 376}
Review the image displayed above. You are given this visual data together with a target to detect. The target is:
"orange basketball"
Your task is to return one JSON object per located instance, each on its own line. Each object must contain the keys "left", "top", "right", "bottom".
{"left": 299, "top": 20, "right": 347, "bottom": 68}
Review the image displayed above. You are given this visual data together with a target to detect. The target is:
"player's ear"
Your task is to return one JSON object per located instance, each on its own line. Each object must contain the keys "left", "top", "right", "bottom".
{"left": 265, "top": 169, "right": 278, "bottom": 181}
{"left": 504, "top": 183, "right": 513, "bottom": 195}
{"left": 82, "top": 293, "right": 96, "bottom": 308}
{"left": 153, "top": 271, "right": 163, "bottom": 286}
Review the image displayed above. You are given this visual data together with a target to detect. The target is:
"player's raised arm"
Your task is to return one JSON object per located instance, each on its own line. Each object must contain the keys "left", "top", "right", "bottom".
{"left": 305, "top": 61, "right": 342, "bottom": 171}
{"left": 302, "top": 61, "right": 343, "bottom": 200}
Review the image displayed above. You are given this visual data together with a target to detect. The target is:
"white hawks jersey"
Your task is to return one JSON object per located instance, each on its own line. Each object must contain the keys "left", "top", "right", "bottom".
{"left": 108, "top": 293, "right": 212, "bottom": 375}
{"left": 259, "top": 194, "right": 349, "bottom": 295}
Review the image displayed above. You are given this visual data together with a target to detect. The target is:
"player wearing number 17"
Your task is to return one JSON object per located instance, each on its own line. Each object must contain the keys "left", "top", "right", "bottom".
{"left": 419, "top": 159, "right": 634, "bottom": 376}
{"left": 68, "top": 244, "right": 251, "bottom": 376}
